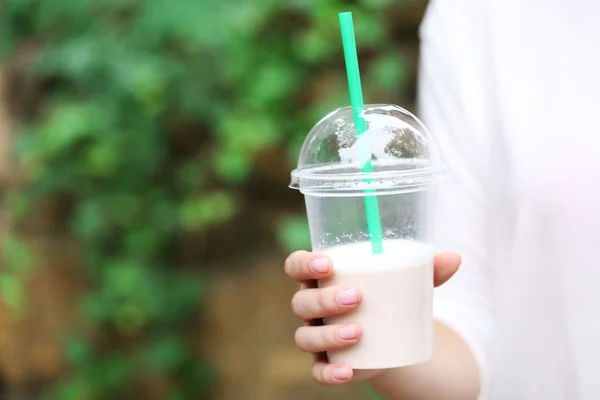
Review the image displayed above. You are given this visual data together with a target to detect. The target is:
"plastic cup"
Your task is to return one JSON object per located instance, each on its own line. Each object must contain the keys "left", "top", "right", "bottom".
{"left": 290, "top": 104, "right": 446, "bottom": 370}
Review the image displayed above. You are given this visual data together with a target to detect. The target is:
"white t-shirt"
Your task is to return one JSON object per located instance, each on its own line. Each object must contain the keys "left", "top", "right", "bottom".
{"left": 420, "top": 1, "right": 600, "bottom": 399}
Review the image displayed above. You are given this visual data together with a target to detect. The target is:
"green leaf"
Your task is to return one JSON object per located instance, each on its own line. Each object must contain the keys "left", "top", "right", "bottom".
{"left": 277, "top": 215, "right": 311, "bottom": 252}
{"left": 72, "top": 201, "right": 105, "bottom": 242}
{"left": 0, "top": 273, "right": 24, "bottom": 313}
{"left": 125, "top": 229, "right": 160, "bottom": 258}
{"left": 368, "top": 51, "right": 409, "bottom": 89}
{"left": 158, "top": 273, "right": 201, "bottom": 321}
{"left": 35, "top": 36, "right": 100, "bottom": 79}
{"left": 212, "top": 150, "right": 251, "bottom": 184}
{"left": 288, "top": 0, "right": 321, "bottom": 11}
{"left": 112, "top": 58, "right": 167, "bottom": 112}
{"left": 358, "top": 0, "right": 398, "bottom": 10}
{"left": 114, "top": 302, "right": 148, "bottom": 334}
{"left": 179, "top": 191, "right": 237, "bottom": 229}
{"left": 293, "top": 29, "right": 337, "bottom": 64}
{"left": 5, "top": 191, "right": 33, "bottom": 219}
{"left": 97, "top": 355, "right": 131, "bottom": 391}
{"left": 64, "top": 336, "right": 91, "bottom": 367}
{"left": 38, "top": 102, "right": 93, "bottom": 157}
{"left": 144, "top": 336, "right": 188, "bottom": 373}
{"left": 82, "top": 143, "right": 120, "bottom": 177}
{"left": 242, "top": 61, "right": 298, "bottom": 107}
{"left": 189, "top": 360, "right": 216, "bottom": 389}
{"left": 37, "top": 0, "right": 95, "bottom": 31}
{"left": 46, "top": 377, "right": 93, "bottom": 400}
{"left": 2, "top": 234, "right": 33, "bottom": 272}
{"left": 353, "top": 11, "right": 388, "bottom": 46}
{"left": 177, "top": 162, "right": 206, "bottom": 190}
{"left": 217, "top": 113, "right": 280, "bottom": 152}
{"left": 167, "top": 391, "right": 187, "bottom": 400}
{"left": 81, "top": 293, "right": 113, "bottom": 323}
{"left": 225, "top": 0, "right": 274, "bottom": 38}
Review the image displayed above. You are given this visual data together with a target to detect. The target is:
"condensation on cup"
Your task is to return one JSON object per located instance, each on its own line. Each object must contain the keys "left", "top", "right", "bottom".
{"left": 290, "top": 104, "right": 446, "bottom": 370}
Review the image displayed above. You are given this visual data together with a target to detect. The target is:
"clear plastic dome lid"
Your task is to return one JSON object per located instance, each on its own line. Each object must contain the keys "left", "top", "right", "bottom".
{"left": 290, "top": 104, "right": 446, "bottom": 195}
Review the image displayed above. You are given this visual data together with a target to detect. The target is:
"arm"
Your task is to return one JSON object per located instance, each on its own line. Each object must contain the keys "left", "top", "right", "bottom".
{"left": 367, "top": 321, "right": 479, "bottom": 400}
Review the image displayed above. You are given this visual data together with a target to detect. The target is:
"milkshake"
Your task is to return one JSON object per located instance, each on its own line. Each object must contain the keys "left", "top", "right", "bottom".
{"left": 290, "top": 104, "right": 445, "bottom": 370}
{"left": 321, "top": 240, "right": 434, "bottom": 369}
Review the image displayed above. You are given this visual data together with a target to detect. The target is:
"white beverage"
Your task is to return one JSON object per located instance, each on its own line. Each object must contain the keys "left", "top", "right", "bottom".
{"left": 320, "top": 239, "right": 434, "bottom": 370}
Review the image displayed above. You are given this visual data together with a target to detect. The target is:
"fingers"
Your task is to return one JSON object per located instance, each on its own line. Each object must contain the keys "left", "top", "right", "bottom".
{"left": 291, "top": 286, "right": 361, "bottom": 320}
{"left": 285, "top": 248, "right": 462, "bottom": 389}
{"left": 284, "top": 251, "right": 333, "bottom": 282}
{"left": 433, "top": 251, "right": 462, "bottom": 286}
{"left": 295, "top": 323, "right": 362, "bottom": 353}
{"left": 312, "top": 361, "right": 353, "bottom": 385}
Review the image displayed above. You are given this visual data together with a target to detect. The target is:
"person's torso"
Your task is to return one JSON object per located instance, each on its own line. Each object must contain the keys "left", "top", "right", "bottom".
{"left": 489, "top": 1, "right": 600, "bottom": 398}
{"left": 425, "top": 1, "right": 600, "bottom": 398}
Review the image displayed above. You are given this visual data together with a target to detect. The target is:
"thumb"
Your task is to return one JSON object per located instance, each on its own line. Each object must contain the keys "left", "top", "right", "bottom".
{"left": 433, "top": 252, "right": 461, "bottom": 287}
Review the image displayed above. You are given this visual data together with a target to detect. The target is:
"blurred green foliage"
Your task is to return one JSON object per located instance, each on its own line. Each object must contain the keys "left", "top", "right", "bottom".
{"left": 1, "top": 0, "right": 409, "bottom": 398}
{"left": 277, "top": 215, "right": 312, "bottom": 252}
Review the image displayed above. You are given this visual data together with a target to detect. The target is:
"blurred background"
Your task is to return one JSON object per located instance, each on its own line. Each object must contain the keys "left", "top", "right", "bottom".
{"left": 0, "top": 0, "right": 427, "bottom": 399}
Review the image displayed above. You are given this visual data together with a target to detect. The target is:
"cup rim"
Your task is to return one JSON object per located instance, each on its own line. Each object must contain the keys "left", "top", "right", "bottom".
{"left": 290, "top": 160, "right": 446, "bottom": 196}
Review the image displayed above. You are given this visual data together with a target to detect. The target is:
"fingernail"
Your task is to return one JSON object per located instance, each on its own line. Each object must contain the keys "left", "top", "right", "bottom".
{"left": 310, "top": 258, "right": 330, "bottom": 273}
{"left": 337, "top": 289, "right": 358, "bottom": 305}
{"left": 333, "top": 367, "right": 351, "bottom": 380}
{"left": 338, "top": 325, "right": 357, "bottom": 340}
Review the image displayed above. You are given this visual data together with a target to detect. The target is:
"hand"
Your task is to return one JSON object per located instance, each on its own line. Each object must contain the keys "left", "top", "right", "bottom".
{"left": 284, "top": 250, "right": 461, "bottom": 386}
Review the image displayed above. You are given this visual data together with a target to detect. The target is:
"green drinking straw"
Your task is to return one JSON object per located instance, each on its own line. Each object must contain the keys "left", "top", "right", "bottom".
{"left": 338, "top": 12, "right": 384, "bottom": 254}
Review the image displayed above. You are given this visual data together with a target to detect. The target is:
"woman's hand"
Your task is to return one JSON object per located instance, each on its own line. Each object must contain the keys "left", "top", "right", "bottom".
{"left": 284, "top": 250, "right": 461, "bottom": 385}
